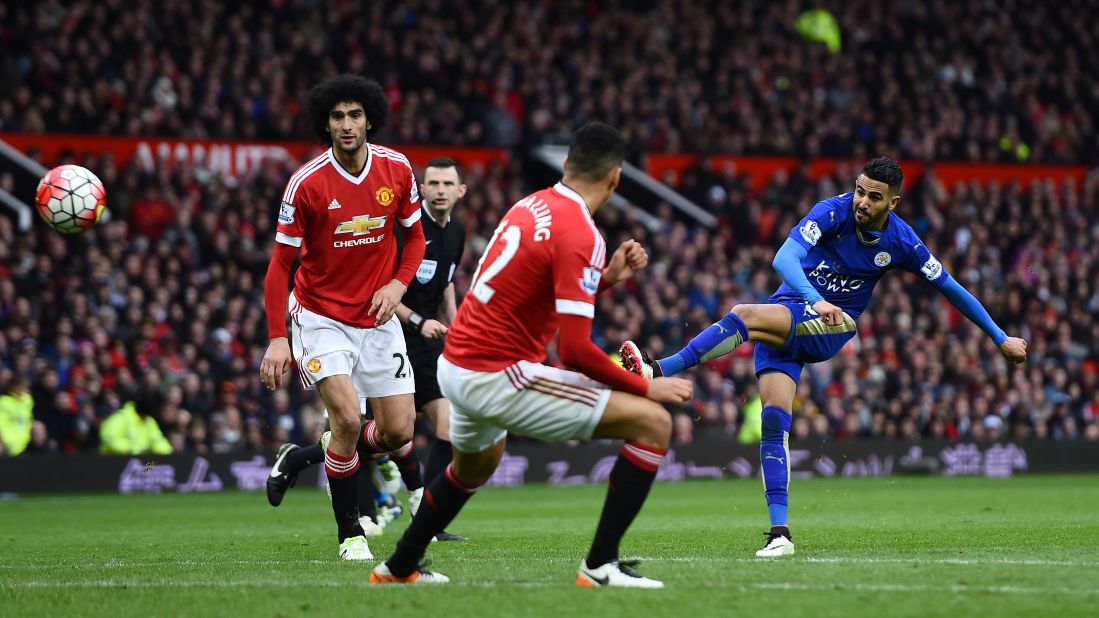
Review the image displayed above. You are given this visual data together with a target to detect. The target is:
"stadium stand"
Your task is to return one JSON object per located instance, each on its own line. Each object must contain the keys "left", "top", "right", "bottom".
{"left": 0, "top": 1, "right": 1097, "bottom": 453}
{"left": 2, "top": 1, "right": 1098, "bottom": 162}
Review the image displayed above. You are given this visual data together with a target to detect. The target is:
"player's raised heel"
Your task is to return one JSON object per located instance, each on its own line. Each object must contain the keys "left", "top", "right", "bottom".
{"left": 576, "top": 560, "right": 664, "bottom": 589}
{"left": 266, "top": 443, "right": 300, "bottom": 507}
{"left": 338, "top": 535, "right": 373, "bottom": 560}
{"left": 756, "top": 530, "right": 795, "bottom": 557}
{"left": 618, "top": 341, "right": 657, "bottom": 381}
{"left": 369, "top": 562, "right": 450, "bottom": 584}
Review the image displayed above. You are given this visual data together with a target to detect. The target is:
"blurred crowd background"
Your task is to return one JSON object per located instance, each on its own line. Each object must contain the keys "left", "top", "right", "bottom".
{"left": 4, "top": 0, "right": 1099, "bottom": 162}
{"left": 1, "top": 0, "right": 1097, "bottom": 455}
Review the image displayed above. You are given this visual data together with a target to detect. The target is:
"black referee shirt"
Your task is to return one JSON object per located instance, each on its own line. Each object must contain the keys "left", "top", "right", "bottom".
{"left": 397, "top": 204, "right": 466, "bottom": 322}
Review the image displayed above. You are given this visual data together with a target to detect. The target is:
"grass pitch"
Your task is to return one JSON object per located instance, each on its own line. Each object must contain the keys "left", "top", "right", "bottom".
{"left": 2, "top": 475, "right": 1097, "bottom": 617}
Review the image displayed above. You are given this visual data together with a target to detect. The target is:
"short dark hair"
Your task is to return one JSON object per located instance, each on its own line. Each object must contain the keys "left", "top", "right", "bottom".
{"left": 424, "top": 157, "right": 462, "bottom": 182}
{"left": 860, "top": 157, "right": 904, "bottom": 193}
{"left": 564, "top": 122, "right": 625, "bottom": 182}
{"left": 304, "top": 74, "right": 390, "bottom": 145}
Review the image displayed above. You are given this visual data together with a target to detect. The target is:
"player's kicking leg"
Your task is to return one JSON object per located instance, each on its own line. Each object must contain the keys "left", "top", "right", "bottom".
{"left": 619, "top": 303, "right": 791, "bottom": 378}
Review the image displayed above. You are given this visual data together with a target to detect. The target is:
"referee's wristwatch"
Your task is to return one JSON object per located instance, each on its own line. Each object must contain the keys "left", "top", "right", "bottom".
{"left": 407, "top": 312, "right": 425, "bottom": 333}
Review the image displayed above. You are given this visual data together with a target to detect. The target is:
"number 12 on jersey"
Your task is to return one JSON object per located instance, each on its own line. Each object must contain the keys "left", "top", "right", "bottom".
{"left": 469, "top": 224, "right": 521, "bottom": 304}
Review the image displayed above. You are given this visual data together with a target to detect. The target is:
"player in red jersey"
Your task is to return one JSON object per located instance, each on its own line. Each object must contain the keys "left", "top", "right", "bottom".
{"left": 260, "top": 75, "right": 427, "bottom": 561}
{"left": 370, "top": 123, "right": 694, "bottom": 587}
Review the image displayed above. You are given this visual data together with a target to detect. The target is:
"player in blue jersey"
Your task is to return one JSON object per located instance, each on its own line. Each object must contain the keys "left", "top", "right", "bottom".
{"left": 619, "top": 157, "right": 1028, "bottom": 557}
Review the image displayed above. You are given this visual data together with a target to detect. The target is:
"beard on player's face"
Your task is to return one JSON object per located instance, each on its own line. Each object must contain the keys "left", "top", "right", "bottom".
{"left": 332, "top": 128, "right": 366, "bottom": 152}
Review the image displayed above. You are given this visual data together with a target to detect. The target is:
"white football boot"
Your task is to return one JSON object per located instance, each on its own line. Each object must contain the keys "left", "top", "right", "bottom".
{"left": 756, "top": 531, "right": 796, "bottom": 557}
{"left": 338, "top": 535, "right": 373, "bottom": 561}
{"left": 576, "top": 560, "right": 664, "bottom": 589}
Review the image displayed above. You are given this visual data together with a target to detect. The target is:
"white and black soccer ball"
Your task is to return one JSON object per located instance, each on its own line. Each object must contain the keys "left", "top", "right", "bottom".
{"left": 35, "top": 164, "right": 107, "bottom": 233}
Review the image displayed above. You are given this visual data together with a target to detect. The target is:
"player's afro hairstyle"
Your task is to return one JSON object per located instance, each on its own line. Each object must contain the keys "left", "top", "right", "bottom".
{"left": 305, "top": 74, "right": 390, "bottom": 145}
{"left": 861, "top": 157, "right": 904, "bottom": 193}
{"left": 565, "top": 122, "right": 626, "bottom": 182}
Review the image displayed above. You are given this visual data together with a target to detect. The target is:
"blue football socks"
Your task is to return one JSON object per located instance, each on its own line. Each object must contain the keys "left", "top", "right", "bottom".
{"left": 656, "top": 311, "right": 749, "bottom": 376}
{"left": 760, "top": 406, "right": 792, "bottom": 527}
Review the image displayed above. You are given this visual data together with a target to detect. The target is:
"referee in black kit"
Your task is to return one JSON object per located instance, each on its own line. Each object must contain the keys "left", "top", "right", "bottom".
{"left": 393, "top": 157, "right": 468, "bottom": 541}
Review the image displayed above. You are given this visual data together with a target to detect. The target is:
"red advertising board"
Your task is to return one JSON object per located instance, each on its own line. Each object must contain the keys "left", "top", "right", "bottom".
{"left": 0, "top": 134, "right": 509, "bottom": 179}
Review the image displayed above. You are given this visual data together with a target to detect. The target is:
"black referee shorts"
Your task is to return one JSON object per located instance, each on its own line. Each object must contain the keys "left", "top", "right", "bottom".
{"left": 406, "top": 336, "right": 445, "bottom": 411}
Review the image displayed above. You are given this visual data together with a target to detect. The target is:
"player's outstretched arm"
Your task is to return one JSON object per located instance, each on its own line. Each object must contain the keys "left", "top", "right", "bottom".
{"left": 600, "top": 239, "right": 649, "bottom": 291}
{"left": 931, "top": 272, "right": 1027, "bottom": 363}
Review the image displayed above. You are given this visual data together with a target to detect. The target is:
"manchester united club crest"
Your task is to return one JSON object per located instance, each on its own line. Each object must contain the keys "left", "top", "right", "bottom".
{"left": 306, "top": 358, "right": 322, "bottom": 373}
{"left": 376, "top": 186, "right": 395, "bottom": 207}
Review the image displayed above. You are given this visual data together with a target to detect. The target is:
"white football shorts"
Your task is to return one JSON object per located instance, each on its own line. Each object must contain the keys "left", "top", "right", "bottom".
{"left": 289, "top": 292, "right": 414, "bottom": 399}
{"left": 438, "top": 356, "right": 612, "bottom": 453}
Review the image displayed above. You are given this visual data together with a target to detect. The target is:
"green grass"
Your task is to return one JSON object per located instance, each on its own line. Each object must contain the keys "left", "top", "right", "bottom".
{"left": 2, "top": 475, "right": 1098, "bottom": 617}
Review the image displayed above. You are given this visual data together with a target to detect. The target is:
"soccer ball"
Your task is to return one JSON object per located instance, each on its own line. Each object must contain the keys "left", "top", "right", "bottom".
{"left": 35, "top": 164, "right": 107, "bottom": 233}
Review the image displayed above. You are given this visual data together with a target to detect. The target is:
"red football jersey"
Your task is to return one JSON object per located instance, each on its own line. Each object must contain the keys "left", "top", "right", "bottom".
{"left": 444, "top": 183, "right": 606, "bottom": 371}
{"left": 276, "top": 144, "right": 422, "bottom": 327}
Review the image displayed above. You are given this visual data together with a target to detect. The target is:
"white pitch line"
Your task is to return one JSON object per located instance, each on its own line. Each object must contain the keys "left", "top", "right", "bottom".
{"left": 3, "top": 555, "right": 1098, "bottom": 570}
{"left": 750, "top": 582, "right": 1099, "bottom": 596}
{"left": 645, "top": 556, "right": 1099, "bottom": 567}
{"left": 4, "top": 579, "right": 1097, "bottom": 596}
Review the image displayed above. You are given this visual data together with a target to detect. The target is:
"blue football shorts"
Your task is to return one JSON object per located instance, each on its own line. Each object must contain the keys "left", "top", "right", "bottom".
{"left": 754, "top": 300, "right": 857, "bottom": 384}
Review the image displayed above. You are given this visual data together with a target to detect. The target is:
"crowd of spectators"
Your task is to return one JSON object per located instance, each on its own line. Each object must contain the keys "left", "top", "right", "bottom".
{"left": 1, "top": 0, "right": 1098, "bottom": 455}
{"left": 1, "top": 146, "right": 1097, "bottom": 455}
{"left": 3, "top": 0, "right": 1099, "bottom": 163}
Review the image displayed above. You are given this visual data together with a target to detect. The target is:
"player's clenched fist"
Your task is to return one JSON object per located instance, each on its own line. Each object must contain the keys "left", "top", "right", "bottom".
{"left": 646, "top": 377, "right": 693, "bottom": 404}
{"left": 999, "top": 336, "right": 1027, "bottom": 364}
{"left": 603, "top": 239, "right": 649, "bottom": 285}
{"left": 261, "top": 337, "right": 292, "bottom": 390}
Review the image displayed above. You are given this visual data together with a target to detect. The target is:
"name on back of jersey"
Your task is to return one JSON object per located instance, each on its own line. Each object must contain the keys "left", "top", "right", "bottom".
{"left": 514, "top": 195, "right": 552, "bottom": 241}
{"left": 808, "top": 260, "right": 864, "bottom": 294}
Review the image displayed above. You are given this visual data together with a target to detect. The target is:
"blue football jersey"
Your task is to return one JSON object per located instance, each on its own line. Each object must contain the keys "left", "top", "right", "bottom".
{"left": 771, "top": 192, "right": 947, "bottom": 319}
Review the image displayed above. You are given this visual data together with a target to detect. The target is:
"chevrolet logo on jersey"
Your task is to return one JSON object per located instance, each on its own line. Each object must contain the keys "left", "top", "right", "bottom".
{"left": 335, "top": 215, "right": 387, "bottom": 236}
{"left": 333, "top": 215, "right": 387, "bottom": 248}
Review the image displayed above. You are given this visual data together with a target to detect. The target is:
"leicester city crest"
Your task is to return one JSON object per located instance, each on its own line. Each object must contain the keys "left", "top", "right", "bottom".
{"left": 874, "top": 251, "right": 891, "bottom": 267}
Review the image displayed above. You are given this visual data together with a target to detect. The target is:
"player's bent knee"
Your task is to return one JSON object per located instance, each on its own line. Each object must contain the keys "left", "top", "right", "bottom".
{"left": 390, "top": 427, "right": 415, "bottom": 448}
{"left": 377, "top": 424, "right": 414, "bottom": 449}
{"left": 730, "top": 304, "right": 754, "bottom": 322}
{"left": 327, "top": 413, "right": 360, "bottom": 438}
